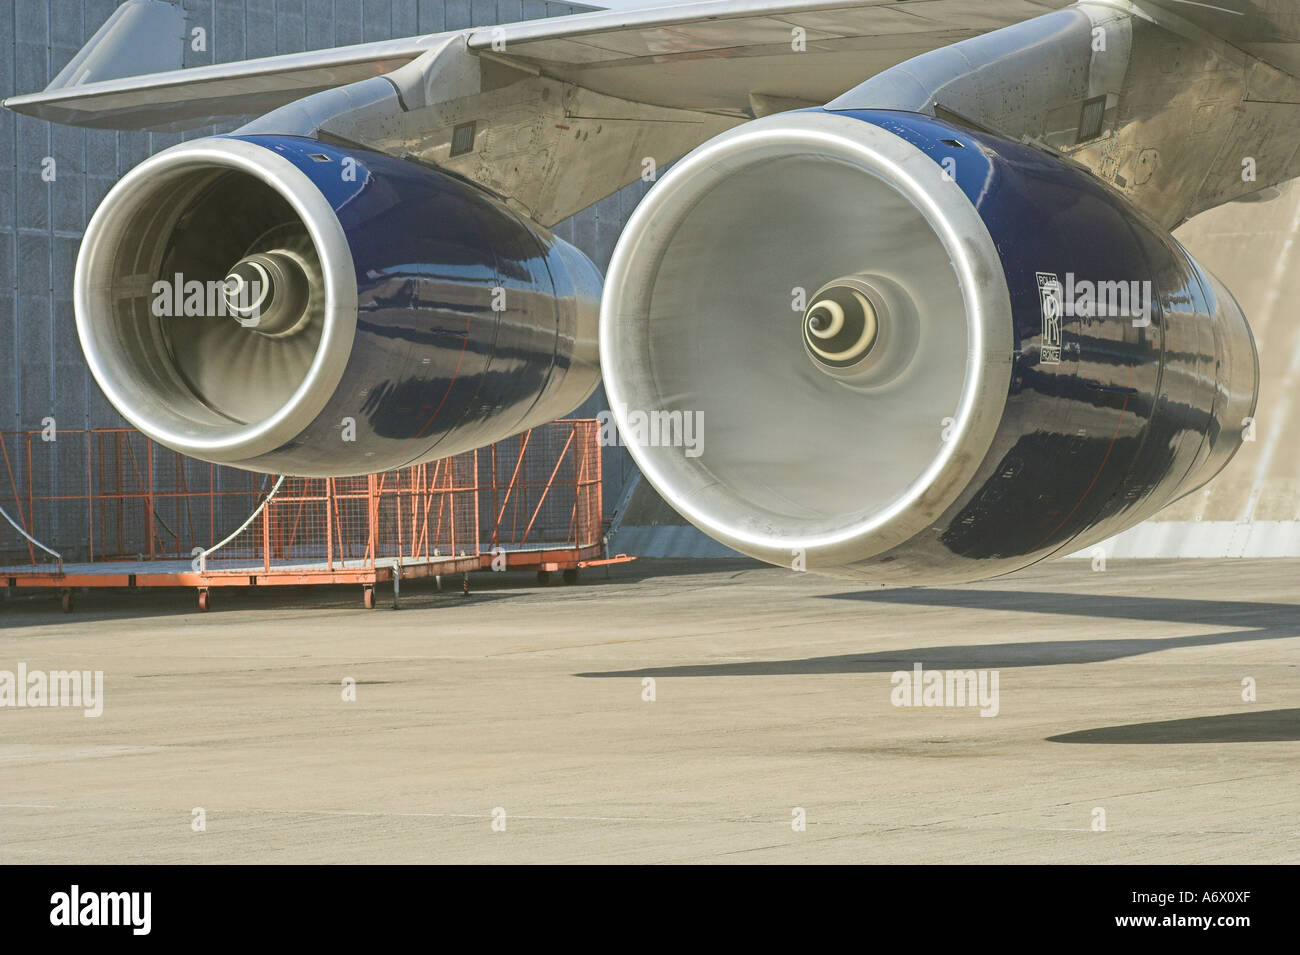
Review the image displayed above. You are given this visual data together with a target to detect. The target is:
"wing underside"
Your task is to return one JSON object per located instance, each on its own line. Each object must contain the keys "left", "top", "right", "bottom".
{"left": 7, "top": 1, "right": 1300, "bottom": 131}
{"left": 5, "top": 0, "right": 1075, "bottom": 130}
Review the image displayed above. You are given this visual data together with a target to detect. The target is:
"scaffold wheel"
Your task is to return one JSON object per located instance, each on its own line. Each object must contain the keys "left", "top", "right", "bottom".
{"left": 562, "top": 568, "right": 580, "bottom": 585}
{"left": 363, "top": 585, "right": 376, "bottom": 610}
{"left": 197, "top": 590, "right": 209, "bottom": 612}
{"left": 60, "top": 589, "right": 74, "bottom": 613}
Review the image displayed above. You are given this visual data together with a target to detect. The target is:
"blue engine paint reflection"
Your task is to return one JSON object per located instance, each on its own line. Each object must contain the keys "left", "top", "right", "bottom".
{"left": 823, "top": 109, "right": 1256, "bottom": 573}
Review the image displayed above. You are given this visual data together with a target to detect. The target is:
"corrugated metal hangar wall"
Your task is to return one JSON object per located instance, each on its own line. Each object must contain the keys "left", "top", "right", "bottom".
{"left": 3, "top": 0, "right": 1299, "bottom": 560}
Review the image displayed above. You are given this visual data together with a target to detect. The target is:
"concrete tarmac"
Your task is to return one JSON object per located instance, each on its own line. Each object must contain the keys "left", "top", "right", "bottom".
{"left": 1, "top": 558, "right": 1297, "bottom": 863}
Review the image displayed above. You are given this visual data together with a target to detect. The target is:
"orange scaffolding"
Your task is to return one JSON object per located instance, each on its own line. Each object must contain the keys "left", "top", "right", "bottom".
{"left": 480, "top": 421, "right": 607, "bottom": 581}
{"left": 1, "top": 420, "right": 630, "bottom": 611}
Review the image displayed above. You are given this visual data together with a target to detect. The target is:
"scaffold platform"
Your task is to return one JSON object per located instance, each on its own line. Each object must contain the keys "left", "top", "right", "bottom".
{"left": 1, "top": 420, "right": 630, "bottom": 611}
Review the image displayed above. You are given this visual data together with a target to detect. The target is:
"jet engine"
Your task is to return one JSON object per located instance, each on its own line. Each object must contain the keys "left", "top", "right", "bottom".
{"left": 76, "top": 134, "right": 600, "bottom": 475}
{"left": 599, "top": 109, "right": 1258, "bottom": 584}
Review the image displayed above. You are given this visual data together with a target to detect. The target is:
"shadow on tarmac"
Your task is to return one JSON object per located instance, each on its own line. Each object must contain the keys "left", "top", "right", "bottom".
{"left": 1047, "top": 709, "right": 1300, "bottom": 744}
{"left": 577, "top": 588, "right": 1299, "bottom": 675}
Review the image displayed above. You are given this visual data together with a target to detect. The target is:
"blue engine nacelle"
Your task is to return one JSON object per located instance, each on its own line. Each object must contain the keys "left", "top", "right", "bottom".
{"left": 600, "top": 109, "right": 1259, "bottom": 584}
{"left": 76, "top": 135, "right": 601, "bottom": 475}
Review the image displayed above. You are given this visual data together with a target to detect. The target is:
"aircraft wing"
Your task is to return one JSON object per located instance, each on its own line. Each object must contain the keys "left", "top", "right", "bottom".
{"left": 4, "top": 0, "right": 1078, "bottom": 131}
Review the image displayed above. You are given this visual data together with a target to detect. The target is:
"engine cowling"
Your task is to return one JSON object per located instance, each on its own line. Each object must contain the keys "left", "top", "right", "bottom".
{"left": 76, "top": 134, "right": 600, "bottom": 476}
{"left": 600, "top": 109, "right": 1258, "bottom": 584}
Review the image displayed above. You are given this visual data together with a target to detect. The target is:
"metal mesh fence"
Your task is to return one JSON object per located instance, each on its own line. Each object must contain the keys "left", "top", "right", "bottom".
{"left": 203, "top": 456, "right": 481, "bottom": 572}
{"left": 2, "top": 421, "right": 602, "bottom": 575}
{"left": 375, "top": 454, "right": 481, "bottom": 562}
{"left": 480, "top": 419, "right": 602, "bottom": 552}
{"left": 1, "top": 429, "right": 265, "bottom": 569}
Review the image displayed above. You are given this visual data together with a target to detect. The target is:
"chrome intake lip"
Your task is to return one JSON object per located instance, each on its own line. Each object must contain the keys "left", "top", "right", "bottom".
{"left": 74, "top": 136, "right": 359, "bottom": 464}
{"left": 599, "top": 110, "right": 1014, "bottom": 571}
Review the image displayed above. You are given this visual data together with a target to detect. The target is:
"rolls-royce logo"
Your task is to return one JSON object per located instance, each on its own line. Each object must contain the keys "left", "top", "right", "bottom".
{"left": 1035, "top": 271, "right": 1063, "bottom": 365}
